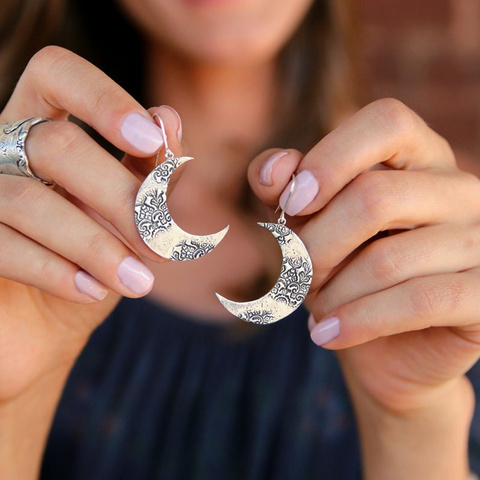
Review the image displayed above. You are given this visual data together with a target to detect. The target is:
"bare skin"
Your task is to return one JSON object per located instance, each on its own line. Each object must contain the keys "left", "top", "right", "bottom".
{"left": 248, "top": 100, "right": 480, "bottom": 479}
{"left": 0, "top": 1, "right": 480, "bottom": 478}
{"left": 0, "top": 48, "right": 184, "bottom": 478}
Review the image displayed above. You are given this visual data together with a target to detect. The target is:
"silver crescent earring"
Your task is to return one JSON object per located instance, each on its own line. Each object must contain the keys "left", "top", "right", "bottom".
{"left": 134, "top": 114, "right": 229, "bottom": 260}
{"left": 216, "top": 176, "right": 313, "bottom": 324}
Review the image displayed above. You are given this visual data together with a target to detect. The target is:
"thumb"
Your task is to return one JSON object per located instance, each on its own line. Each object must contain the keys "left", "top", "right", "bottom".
{"left": 247, "top": 148, "right": 303, "bottom": 214}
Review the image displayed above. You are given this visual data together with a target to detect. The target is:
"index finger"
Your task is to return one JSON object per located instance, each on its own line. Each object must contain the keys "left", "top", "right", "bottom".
{"left": 279, "top": 98, "right": 456, "bottom": 216}
{"left": 1, "top": 46, "right": 164, "bottom": 157}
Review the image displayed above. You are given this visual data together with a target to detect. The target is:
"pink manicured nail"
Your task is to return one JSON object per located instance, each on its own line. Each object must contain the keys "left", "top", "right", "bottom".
{"left": 158, "top": 105, "right": 183, "bottom": 142}
{"left": 75, "top": 271, "right": 108, "bottom": 301}
{"left": 310, "top": 317, "right": 340, "bottom": 346}
{"left": 117, "top": 257, "right": 154, "bottom": 295}
{"left": 279, "top": 170, "right": 319, "bottom": 216}
{"left": 260, "top": 151, "right": 288, "bottom": 186}
{"left": 176, "top": 116, "right": 183, "bottom": 142}
{"left": 307, "top": 313, "right": 317, "bottom": 331}
{"left": 120, "top": 113, "right": 164, "bottom": 155}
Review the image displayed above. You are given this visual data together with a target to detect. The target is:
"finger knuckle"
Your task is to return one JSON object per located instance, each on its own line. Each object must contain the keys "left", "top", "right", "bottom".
{"left": 84, "top": 230, "right": 112, "bottom": 260}
{"left": 410, "top": 284, "right": 437, "bottom": 318}
{"left": 357, "top": 304, "right": 384, "bottom": 341}
{"left": 41, "top": 120, "right": 83, "bottom": 161}
{"left": 37, "top": 252, "right": 61, "bottom": 284}
{"left": 409, "top": 279, "right": 466, "bottom": 318}
{"left": 365, "top": 239, "right": 405, "bottom": 284}
{"left": 369, "top": 98, "right": 417, "bottom": 138}
{"left": 87, "top": 83, "right": 124, "bottom": 118}
{"left": 0, "top": 176, "right": 44, "bottom": 213}
{"left": 26, "top": 46, "right": 72, "bottom": 79}
{"left": 351, "top": 171, "right": 395, "bottom": 222}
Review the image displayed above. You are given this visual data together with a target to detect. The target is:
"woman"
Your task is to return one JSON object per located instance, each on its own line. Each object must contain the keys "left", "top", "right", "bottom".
{"left": 1, "top": 0, "right": 480, "bottom": 478}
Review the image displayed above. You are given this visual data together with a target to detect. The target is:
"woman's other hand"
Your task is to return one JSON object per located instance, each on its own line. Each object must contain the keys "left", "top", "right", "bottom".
{"left": 249, "top": 98, "right": 480, "bottom": 479}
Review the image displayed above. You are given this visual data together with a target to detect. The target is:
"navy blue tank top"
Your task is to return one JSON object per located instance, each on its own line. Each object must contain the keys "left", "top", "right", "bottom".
{"left": 40, "top": 297, "right": 480, "bottom": 479}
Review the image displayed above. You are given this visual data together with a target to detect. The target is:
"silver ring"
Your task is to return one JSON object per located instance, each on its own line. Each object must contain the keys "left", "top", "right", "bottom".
{"left": 0, "top": 117, "right": 54, "bottom": 186}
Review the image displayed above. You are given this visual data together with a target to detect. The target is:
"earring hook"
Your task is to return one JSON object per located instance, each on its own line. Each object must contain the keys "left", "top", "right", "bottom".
{"left": 153, "top": 113, "right": 175, "bottom": 166}
{"left": 276, "top": 174, "right": 296, "bottom": 225}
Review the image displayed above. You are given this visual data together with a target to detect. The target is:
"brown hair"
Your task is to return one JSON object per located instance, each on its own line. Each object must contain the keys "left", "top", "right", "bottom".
{"left": 273, "top": 0, "right": 361, "bottom": 153}
{"left": 0, "top": 0, "right": 361, "bottom": 150}
{"left": 0, "top": 0, "right": 362, "bottom": 308}
{"left": 0, "top": 0, "right": 64, "bottom": 109}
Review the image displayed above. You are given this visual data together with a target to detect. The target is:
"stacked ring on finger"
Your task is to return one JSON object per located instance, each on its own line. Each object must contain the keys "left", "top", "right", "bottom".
{"left": 0, "top": 117, "right": 55, "bottom": 186}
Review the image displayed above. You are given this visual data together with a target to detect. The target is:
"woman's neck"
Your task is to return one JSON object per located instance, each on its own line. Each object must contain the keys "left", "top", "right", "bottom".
{"left": 145, "top": 45, "right": 278, "bottom": 198}
{"left": 142, "top": 44, "right": 283, "bottom": 322}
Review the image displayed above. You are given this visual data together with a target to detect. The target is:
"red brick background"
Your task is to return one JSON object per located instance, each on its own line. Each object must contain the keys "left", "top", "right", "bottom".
{"left": 359, "top": 0, "right": 480, "bottom": 160}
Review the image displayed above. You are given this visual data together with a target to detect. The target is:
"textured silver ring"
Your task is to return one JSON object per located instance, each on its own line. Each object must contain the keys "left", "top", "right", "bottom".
{"left": 0, "top": 117, "right": 54, "bottom": 186}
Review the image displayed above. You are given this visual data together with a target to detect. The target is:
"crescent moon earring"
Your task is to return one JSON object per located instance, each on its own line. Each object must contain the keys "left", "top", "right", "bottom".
{"left": 134, "top": 113, "right": 229, "bottom": 260}
{"left": 216, "top": 176, "right": 313, "bottom": 324}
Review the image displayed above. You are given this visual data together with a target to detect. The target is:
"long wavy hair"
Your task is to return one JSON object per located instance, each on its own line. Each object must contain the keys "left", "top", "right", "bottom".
{"left": 0, "top": 0, "right": 361, "bottom": 304}
{"left": 0, "top": 0, "right": 361, "bottom": 154}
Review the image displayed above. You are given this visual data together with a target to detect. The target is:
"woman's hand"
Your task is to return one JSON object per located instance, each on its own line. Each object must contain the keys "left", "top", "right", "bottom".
{"left": 0, "top": 46, "right": 185, "bottom": 478}
{"left": 0, "top": 46, "right": 183, "bottom": 403}
{"left": 249, "top": 98, "right": 480, "bottom": 478}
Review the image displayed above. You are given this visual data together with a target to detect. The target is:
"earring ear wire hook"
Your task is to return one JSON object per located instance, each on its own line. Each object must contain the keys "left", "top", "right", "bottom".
{"left": 216, "top": 169, "right": 312, "bottom": 324}
{"left": 275, "top": 174, "right": 296, "bottom": 225}
{"left": 153, "top": 113, "right": 175, "bottom": 166}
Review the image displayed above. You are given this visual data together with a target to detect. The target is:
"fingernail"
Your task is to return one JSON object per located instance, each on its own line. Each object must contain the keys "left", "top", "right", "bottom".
{"left": 158, "top": 105, "right": 183, "bottom": 142}
{"left": 176, "top": 117, "right": 183, "bottom": 142}
{"left": 117, "top": 257, "right": 154, "bottom": 295}
{"left": 121, "top": 113, "right": 164, "bottom": 155}
{"left": 260, "top": 151, "right": 288, "bottom": 186}
{"left": 279, "top": 170, "right": 319, "bottom": 216}
{"left": 75, "top": 271, "right": 108, "bottom": 301}
{"left": 307, "top": 313, "right": 317, "bottom": 331}
{"left": 310, "top": 317, "right": 340, "bottom": 346}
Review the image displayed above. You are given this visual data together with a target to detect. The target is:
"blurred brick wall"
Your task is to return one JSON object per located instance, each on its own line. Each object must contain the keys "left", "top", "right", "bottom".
{"left": 358, "top": 0, "right": 480, "bottom": 159}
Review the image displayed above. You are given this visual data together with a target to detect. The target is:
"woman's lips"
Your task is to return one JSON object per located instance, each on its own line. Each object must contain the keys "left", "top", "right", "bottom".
{"left": 183, "top": 0, "right": 239, "bottom": 7}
